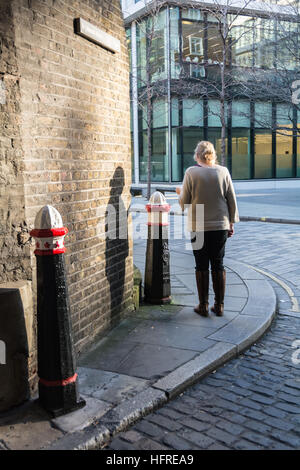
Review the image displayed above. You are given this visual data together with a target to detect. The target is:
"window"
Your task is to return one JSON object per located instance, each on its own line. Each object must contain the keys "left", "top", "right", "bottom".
{"left": 232, "top": 101, "right": 251, "bottom": 179}
{"left": 232, "top": 129, "right": 251, "bottom": 179}
{"left": 182, "top": 128, "right": 204, "bottom": 173}
{"left": 297, "top": 110, "right": 300, "bottom": 177}
{"left": 136, "top": 10, "right": 167, "bottom": 86}
{"left": 276, "top": 104, "right": 293, "bottom": 177}
{"left": 255, "top": 130, "right": 272, "bottom": 178}
{"left": 254, "top": 18, "right": 276, "bottom": 68}
{"left": 181, "top": 16, "right": 205, "bottom": 79}
{"left": 183, "top": 99, "right": 203, "bottom": 127}
{"left": 254, "top": 102, "right": 273, "bottom": 178}
{"left": 230, "top": 15, "right": 254, "bottom": 68}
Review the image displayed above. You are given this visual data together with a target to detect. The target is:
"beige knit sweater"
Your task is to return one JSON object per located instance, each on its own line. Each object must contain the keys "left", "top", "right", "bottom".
{"left": 178, "top": 164, "right": 239, "bottom": 232}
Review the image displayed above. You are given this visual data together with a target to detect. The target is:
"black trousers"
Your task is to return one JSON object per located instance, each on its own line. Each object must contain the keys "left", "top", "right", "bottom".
{"left": 191, "top": 230, "right": 228, "bottom": 272}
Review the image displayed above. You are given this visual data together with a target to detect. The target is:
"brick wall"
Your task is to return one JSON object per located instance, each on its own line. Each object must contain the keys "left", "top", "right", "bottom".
{"left": 0, "top": 0, "right": 133, "bottom": 394}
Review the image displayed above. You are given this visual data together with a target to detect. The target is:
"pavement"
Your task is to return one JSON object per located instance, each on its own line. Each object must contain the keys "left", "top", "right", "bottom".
{"left": 1, "top": 186, "right": 299, "bottom": 451}
{"left": 0, "top": 224, "right": 278, "bottom": 450}
{"left": 106, "top": 218, "right": 300, "bottom": 451}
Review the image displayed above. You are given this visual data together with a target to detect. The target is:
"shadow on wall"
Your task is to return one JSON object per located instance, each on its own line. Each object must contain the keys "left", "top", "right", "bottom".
{"left": 105, "top": 167, "right": 129, "bottom": 323}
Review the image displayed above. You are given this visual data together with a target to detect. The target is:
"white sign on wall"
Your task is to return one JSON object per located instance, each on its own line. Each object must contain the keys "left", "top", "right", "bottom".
{"left": 74, "top": 18, "right": 120, "bottom": 54}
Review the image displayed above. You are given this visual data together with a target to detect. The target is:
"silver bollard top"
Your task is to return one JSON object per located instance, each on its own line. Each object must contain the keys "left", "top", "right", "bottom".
{"left": 34, "top": 205, "right": 63, "bottom": 230}
{"left": 149, "top": 191, "right": 167, "bottom": 205}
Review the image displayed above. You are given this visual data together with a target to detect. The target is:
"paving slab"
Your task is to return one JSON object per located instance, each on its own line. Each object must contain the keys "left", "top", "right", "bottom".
{"left": 106, "top": 343, "right": 200, "bottom": 380}
{"left": 77, "top": 368, "right": 149, "bottom": 405}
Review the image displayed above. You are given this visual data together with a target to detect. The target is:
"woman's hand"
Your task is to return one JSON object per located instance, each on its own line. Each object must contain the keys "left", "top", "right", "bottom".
{"left": 176, "top": 186, "right": 181, "bottom": 195}
{"left": 228, "top": 223, "right": 234, "bottom": 238}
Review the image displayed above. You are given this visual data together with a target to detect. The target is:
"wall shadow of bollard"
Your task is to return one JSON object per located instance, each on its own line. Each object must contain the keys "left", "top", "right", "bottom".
{"left": 105, "top": 167, "right": 129, "bottom": 324}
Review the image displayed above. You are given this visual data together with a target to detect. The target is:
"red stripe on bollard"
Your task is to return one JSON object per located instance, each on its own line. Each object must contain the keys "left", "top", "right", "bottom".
{"left": 145, "top": 204, "right": 171, "bottom": 212}
{"left": 30, "top": 228, "right": 68, "bottom": 238}
{"left": 34, "top": 248, "right": 66, "bottom": 256}
{"left": 39, "top": 373, "right": 78, "bottom": 387}
{"left": 147, "top": 222, "right": 169, "bottom": 226}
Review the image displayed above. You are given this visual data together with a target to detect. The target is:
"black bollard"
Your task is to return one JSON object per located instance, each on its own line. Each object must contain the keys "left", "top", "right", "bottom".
{"left": 144, "top": 192, "right": 171, "bottom": 304}
{"left": 30, "top": 205, "right": 85, "bottom": 417}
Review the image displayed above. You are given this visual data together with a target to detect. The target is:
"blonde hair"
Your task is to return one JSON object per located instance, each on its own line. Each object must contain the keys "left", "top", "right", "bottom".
{"left": 194, "top": 141, "right": 217, "bottom": 164}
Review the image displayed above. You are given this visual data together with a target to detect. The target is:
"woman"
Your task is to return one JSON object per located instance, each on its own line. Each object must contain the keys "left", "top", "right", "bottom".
{"left": 176, "top": 141, "right": 239, "bottom": 317}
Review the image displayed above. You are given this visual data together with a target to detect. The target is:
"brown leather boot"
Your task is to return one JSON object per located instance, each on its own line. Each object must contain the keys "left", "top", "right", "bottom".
{"left": 194, "top": 271, "right": 209, "bottom": 317}
{"left": 211, "top": 270, "right": 226, "bottom": 316}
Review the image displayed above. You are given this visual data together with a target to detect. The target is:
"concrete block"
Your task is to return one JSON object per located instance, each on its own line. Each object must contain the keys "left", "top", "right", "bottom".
{"left": 0, "top": 283, "right": 31, "bottom": 412}
{"left": 51, "top": 396, "right": 111, "bottom": 433}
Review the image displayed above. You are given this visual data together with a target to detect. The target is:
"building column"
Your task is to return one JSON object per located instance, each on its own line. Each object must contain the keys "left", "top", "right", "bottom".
{"left": 131, "top": 21, "right": 140, "bottom": 185}
{"left": 166, "top": 6, "right": 172, "bottom": 183}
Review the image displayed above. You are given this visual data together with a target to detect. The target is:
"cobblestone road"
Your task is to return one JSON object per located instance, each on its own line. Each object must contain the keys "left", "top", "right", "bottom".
{"left": 105, "top": 221, "right": 300, "bottom": 450}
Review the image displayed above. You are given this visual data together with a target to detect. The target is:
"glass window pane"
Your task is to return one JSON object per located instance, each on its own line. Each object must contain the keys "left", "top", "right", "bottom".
{"left": 136, "top": 21, "right": 147, "bottom": 87}
{"left": 232, "top": 101, "right": 250, "bottom": 128}
{"left": 181, "top": 17, "right": 205, "bottom": 79}
{"left": 139, "top": 129, "right": 169, "bottom": 182}
{"left": 276, "top": 104, "right": 293, "bottom": 177}
{"left": 255, "top": 102, "right": 272, "bottom": 128}
{"left": 207, "top": 100, "right": 227, "bottom": 127}
{"left": 276, "top": 20, "right": 300, "bottom": 71}
{"left": 255, "top": 129, "right": 272, "bottom": 178}
{"left": 172, "top": 128, "right": 181, "bottom": 182}
{"left": 170, "top": 7, "right": 180, "bottom": 79}
{"left": 254, "top": 17, "right": 276, "bottom": 68}
{"left": 183, "top": 99, "right": 203, "bottom": 127}
{"left": 149, "top": 10, "right": 167, "bottom": 83}
{"left": 182, "top": 128, "right": 203, "bottom": 173}
{"left": 207, "top": 128, "right": 227, "bottom": 167}
{"left": 137, "top": 10, "right": 167, "bottom": 87}
{"left": 172, "top": 98, "right": 179, "bottom": 127}
{"left": 153, "top": 99, "right": 168, "bottom": 128}
{"left": 152, "top": 129, "right": 168, "bottom": 181}
{"left": 207, "top": 21, "right": 223, "bottom": 64}
{"left": 230, "top": 15, "right": 254, "bottom": 67}
{"left": 182, "top": 9, "right": 204, "bottom": 21}
{"left": 139, "top": 131, "right": 147, "bottom": 182}
{"left": 231, "top": 129, "right": 250, "bottom": 179}
{"left": 276, "top": 131, "right": 293, "bottom": 177}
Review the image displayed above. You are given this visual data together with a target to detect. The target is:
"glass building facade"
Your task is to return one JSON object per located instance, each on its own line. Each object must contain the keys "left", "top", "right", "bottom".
{"left": 126, "top": 2, "right": 300, "bottom": 183}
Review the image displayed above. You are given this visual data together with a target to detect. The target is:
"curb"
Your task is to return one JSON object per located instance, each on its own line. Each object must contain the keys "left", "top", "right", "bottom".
{"left": 45, "top": 259, "right": 277, "bottom": 450}
{"left": 240, "top": 216, "right": 300, "bottom": 225}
